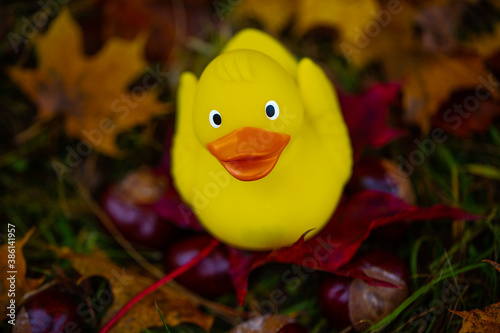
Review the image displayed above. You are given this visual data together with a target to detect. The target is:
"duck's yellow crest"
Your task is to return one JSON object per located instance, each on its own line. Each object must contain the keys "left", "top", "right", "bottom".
{"left": 171, "top": 29, "right": 352, "bottom": 250}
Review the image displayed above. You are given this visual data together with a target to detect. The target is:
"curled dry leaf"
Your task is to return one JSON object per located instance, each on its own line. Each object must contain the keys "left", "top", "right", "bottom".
{"left": 8, "top": 8, "right": 168, "bottom": 156}
{"left": 483, "top": 259, "right": 500, "bottom": 273}
{"left": 0, "top": 228, "right": 43, "bottom": 321}
{"left": 50, "top": 247, "right": 213, "bottom": 333}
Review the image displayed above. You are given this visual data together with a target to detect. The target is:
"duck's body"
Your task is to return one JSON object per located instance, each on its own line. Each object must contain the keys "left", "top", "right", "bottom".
{"left": 172, "top": 29, "right": 352, "bottom": 250}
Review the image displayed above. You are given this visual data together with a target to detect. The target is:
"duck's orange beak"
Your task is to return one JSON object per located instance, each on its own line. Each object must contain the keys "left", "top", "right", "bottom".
{"left": 207, "top": 127, "right": 290, "bottom": 181}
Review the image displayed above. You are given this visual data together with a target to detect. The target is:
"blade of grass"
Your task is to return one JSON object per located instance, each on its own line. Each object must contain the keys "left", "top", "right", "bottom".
{"left": 464, "top": 164, "right": 500, "bottom": 181}
{"left": 155, "top": 302, "right": 171, "bottom": 333}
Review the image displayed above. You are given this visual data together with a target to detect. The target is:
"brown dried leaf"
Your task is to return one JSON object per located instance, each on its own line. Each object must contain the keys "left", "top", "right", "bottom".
{"left": 450, "top": 303, "right": 500, "bottom": 333}
{"left": 51, "top": 247, "right": 213, "bottom": 332}
{"left": 402, "top": 55, "right": 497, "bottom": 132}
{"left": 0, "top": 228, "right": 43, "bottom": 321}
{"left": 8, "top": 8, "right": 168, "bottom": 156}
{"left": 483, "top": 260, "right": 500, "bottom": 273}
{"left": 230, "top": 315, "right": 298, "bottom": 333}
{"left": 449, "top": 260, "right": 500, "bottom": 332}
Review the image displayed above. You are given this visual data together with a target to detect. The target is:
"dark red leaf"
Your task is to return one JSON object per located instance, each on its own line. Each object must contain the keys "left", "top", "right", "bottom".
{"left": 228, "top": 247, "right": 267, "bottom": 306}
{"left": 229, "top": 190, "right": 479, "bottom": 305}
{"left": 338, "top": 83, "right": 406, "bottom": 161}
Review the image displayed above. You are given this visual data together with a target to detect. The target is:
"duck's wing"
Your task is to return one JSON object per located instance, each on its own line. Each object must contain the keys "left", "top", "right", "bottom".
{"left": 223, "top": 29, "right": 298, "bottom": 78}
{"left": 297, "top": 58, "right": 352, "bottom": 174}
{"left": 171, "top": 72, "right": 199, "bottom": 204}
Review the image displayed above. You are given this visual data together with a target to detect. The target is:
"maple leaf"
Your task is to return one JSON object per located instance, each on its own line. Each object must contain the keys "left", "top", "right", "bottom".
{"left": 0, "top": 228, "right": 43, "bottom": 321}
{"left": 231, "top": 0, "right": 297, "bottom": 34}
{"left": 51, "top": 247, "right": 213, "bottom": 332}
{"left": 402, "top": 55, "right": 498, "bottom": 133}
{"left": 8, "top": 8, "right": 167, "bottom": 156}
{"left": 228, "top": 190, "right": 479, "bottom": 305}
{"left": 449, "top": 260, "right": 500, "bottom": 333}
{"left": 294, "top": 0, "right": 380, "bottom": 44}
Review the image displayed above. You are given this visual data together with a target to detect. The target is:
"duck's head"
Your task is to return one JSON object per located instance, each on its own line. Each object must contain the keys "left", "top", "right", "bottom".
{"left": 193, "top": 49, "right": 304, "bottom": 181}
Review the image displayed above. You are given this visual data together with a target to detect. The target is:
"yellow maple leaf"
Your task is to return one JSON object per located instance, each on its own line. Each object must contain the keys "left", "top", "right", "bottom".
{"left": 0, "top": 228, "right": 43, "bottom": 321}
{"left": 295, "top": 0, "right": 380, "bottom": 41}
{"left": 402, "top": 55, "right": 498, "bottom": 132}
{"left": 51, "top": 247, "right": 213, "bottom": 332}
{"left": 294, "top": 0, "right": 419, "bottom": 76}
{"left": 8, "top": 8, "right": 168, "bottom": 156}
{"left": 231, "top": 0, "right": 297, "bottom": 35}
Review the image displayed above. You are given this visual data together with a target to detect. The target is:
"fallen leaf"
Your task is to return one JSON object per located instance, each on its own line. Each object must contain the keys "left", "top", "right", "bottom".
{"left": 296, "top": 0, "right": 419, "bottom": 77}
{"left": 431, "top": 89, "right": 500, "bottom": 137}
{"left": 450, "top": 303, "right": 500, "bottom": 332}
{"left": 0, "top": 228, "right": 43, "bottom": 321}
{"left": 230, "top": 315, "right": 303, "bottom": 333}
{"left": 402, "top": 55, "right": 497, "bottom": 132}
{"left": 449, "top": 260, "right": 500, "bottom": 332}
{"left": 231, "top": 0, "right": 297, "bottom": 34}
{"left": 8, "top": 8, "right": 167, "bottom": 156}
{"left": 338, "top": 83, "right": 405, "bottom": 161}
{"left": 483, "top": 259, "right": 500, "bottom": 273}
{"left": 229, "top": 191, "right": 479, "bottom": 305}
{"left": 103, "top": 0, "right": 215, "bottom": 63}
{"left": 294, "top": 0, "right": 380, "bottom": 42}
{"left": 51, "top": 247, "right": 213, "bottom": 332}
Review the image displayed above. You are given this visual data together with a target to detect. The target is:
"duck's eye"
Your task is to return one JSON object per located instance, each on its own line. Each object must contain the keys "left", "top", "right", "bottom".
{"left": 209, "top": 110, "right": 222, "bottom": 128}
{"left": 265, "top": 100, "right": 279, "bottom": 120}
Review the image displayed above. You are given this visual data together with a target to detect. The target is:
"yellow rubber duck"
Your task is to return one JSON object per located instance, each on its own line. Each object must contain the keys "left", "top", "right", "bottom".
{"left": 172, "top": 29, "right": 352, "bottom": 250}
